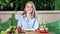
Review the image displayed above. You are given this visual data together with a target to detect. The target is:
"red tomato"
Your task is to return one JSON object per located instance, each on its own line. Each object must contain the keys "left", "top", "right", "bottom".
{"left": 36, "top": 29, "right": 40, "bottom": 32}
{"left": 41, "top": 30, "right": 46, "bottom": 33}
{"left": 45, "top": 30, "right": 49, "bottom": 33}
{"left": 17, "top": 26, "right": 22, "bottom": 32}
{"left": 36, "top": 28, "right": 40, "bottom": 32}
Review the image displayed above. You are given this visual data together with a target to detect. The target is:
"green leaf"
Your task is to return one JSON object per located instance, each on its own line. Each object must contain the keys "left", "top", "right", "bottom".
{"left": 44, "top": 4, "right": 47, "bottom": 7}
{"left": 0, "top": 0, "right": 2, "bottom": 5}
{"left": 5, "top": 0, "right": 9, "bottom": 3}
{"left": 0, "top": 3, "right": 6, "bottom": 10}
{"left": 10, "top": 3, "right": 13, "bottom": 8}
{"left": 1, "top": 5, "right": 3, "bottom": 10}
{"left": 2, "top": 3, "right": 6, "bottom": 7}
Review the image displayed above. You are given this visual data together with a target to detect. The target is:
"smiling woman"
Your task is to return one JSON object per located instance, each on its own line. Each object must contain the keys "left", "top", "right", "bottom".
{"left": 17, "top": 1, "right": 39, "bottom": 31}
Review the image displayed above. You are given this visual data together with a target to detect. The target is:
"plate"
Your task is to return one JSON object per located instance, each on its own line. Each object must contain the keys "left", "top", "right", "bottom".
{"left": 22, "top": 29, "right": 35, "bottom": 32}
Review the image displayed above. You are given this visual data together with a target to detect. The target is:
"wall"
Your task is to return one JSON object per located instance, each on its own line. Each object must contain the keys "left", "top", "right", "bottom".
{"left": 0, "top": 11, "right": 60, "bottom": 23}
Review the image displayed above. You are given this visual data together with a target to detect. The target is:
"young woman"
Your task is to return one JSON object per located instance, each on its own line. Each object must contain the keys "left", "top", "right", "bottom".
{"left": 17, "top": 1, "right": 39, "bottom": 31}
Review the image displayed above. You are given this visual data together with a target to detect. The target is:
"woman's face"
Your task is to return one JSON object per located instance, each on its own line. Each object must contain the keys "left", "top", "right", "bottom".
{"left": 25, "top": 3, "right": 33, "bottom": 14}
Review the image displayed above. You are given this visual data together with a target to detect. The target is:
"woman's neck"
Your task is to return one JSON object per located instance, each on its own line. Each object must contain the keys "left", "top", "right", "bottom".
{"left": 27, "top": 13, "right": 31, "bottom": 16}
{"left": 26, "top": 14, "right": 31, "bottom": 22}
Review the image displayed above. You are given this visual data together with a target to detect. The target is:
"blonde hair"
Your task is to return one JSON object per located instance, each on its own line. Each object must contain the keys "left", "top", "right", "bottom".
{"left": 22, "top": 1, "right": 36, "bottom": 17}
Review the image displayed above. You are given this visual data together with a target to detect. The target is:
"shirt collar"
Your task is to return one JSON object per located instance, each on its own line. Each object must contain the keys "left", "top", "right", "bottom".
{"left": 23, "top": 14, "right": 34, "bottom": 22}
{"left": 23, "top": 14, "right": 34, "bottom": 19}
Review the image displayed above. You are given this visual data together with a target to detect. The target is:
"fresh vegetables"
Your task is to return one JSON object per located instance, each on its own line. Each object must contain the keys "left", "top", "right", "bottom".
{"left": 39, "top": 21, "right": 49, "bottom": 33}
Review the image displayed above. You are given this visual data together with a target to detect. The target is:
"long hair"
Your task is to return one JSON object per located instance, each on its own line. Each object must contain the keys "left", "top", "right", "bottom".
{"left": 22, "top": 1, "right": 36, "bottom": 18}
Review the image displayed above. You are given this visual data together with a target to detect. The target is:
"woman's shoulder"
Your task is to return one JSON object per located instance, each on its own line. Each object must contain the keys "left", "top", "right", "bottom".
{"left": 32, "top": 17, "right": 37, "bottom": 20}
{"left": 33, "top": 17, "right": 38, "bottom": 21}
{"left": 19, "top": 15, "right": 25, "bottom": 19}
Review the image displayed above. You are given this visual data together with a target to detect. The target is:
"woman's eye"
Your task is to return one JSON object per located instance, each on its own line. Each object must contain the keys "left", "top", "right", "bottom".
{"left": 27, "top": 6, "right": 33, "bottom": 9}
{"left": 27, "top": 6, "right": 29, "bottom": 8}
{"left": 31, "top": 7, "right": 33, "bottom": 8}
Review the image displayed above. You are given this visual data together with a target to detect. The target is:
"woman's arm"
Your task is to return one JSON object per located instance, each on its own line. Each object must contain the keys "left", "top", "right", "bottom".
{"left": 17, "top": 16, "right": 22, "bottom": 27}
{"left": 33, "top": 19, "right": 39, "bottom": 30}
{"left": 17, "top": 16, "right": 22, "bottom": 32}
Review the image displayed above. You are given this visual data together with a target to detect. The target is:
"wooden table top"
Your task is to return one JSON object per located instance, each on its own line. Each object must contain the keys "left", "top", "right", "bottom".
{"left": 18, "top": 32, "right": 56, "bottom": 34}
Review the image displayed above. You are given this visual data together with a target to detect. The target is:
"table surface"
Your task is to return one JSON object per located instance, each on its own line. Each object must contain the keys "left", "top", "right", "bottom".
{"left": 18, "top": 32, "right": 56, "bottom": 34}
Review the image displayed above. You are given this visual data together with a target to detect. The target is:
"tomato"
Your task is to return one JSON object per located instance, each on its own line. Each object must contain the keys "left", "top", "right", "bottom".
{"left": 41, "top": 30, "right": 49, "bottom": 33}
{"left": 17, "top": 26, "right": 22, "bottom": 32}
{"left": 41, "top": 30, "right": 46, "bottom": 33}
{"left": 45, "top": 30, "right": 49, "bottom": 33}
{"left": 36, "top": 28, "right": 40, "bottom": 32}
{"left": 36, "top": 30, "right": 40, "bottom": 32}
